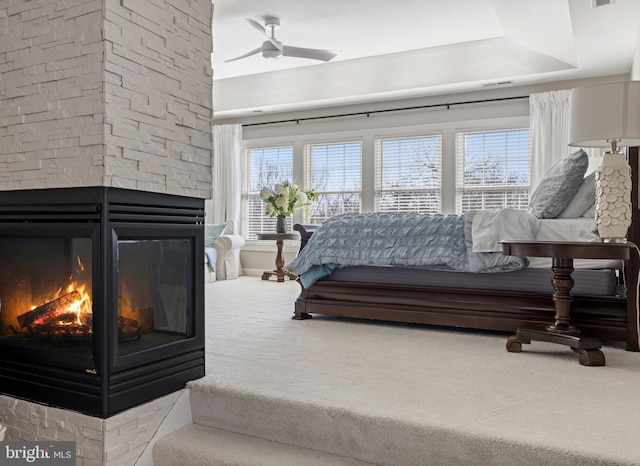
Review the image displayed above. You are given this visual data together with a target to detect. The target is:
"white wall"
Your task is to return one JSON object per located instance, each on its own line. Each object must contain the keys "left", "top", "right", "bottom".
{"left": 632, "top": 31, "right": 640, "bottom": 80}
{"left": 215, "top": 77, "right": 625, "bottom": 129}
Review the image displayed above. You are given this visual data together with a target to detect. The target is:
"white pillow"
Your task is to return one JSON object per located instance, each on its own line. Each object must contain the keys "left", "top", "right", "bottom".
{"left": 528, "top": 149, "right": 589, "bottom": 219}
{"left": 558, "top": 171, "right": 596, "bottom": 218}
{"left": 582, "top": 203, "right": 596, "bottom": 218}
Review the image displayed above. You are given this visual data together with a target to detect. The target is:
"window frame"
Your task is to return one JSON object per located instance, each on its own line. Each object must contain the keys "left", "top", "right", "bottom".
{"left": 455, "top": 127, "right": 532, "bottom": 213}
{"left": 243, "top": 144, "right": 294, "bottom": 240}
{"left": 374, "top": 132, "right": 443, "bottom": 214}
{"left": 304, "top": 139, "right": 364, "bottom": 224}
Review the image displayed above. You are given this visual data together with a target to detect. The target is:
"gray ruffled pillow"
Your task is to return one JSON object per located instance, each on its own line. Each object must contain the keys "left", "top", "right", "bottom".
{"left": 528, "top": 149, "right": 589, "bottom": 219}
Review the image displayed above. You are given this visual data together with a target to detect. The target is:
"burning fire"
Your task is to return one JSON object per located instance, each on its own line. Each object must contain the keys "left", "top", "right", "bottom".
{"left": 16, "top": 256, "right": 94, "bottom": 338}
{"left": 30, "top": 283, "right": 92, "bottom": 329}
{"left": 14, "top": 256, "right": 147, "bottom": 340}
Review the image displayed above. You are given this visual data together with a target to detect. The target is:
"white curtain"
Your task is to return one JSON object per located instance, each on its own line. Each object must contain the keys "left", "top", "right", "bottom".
{"left": 211, "top": 124, "right": 243, "bottom": 227}
{"left": 529, "top": 90, "right": 572, "bottom": 190}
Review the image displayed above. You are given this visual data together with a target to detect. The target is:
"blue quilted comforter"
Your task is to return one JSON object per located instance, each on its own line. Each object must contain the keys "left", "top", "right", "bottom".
{"left": 286, "top": 212, "right": 530, "bottom": 288}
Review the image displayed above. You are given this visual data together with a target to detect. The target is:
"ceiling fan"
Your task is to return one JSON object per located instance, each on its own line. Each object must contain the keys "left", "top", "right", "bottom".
{"left": 225, "top": 16, "right": 338, "bottom": 63}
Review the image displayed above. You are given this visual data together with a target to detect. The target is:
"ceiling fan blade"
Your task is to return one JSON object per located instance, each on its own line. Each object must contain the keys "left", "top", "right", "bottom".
{"left": 282, "top": 46, "right": 338, "bottom": 62}
{"left": 246, "top": 18, "right": 282, "bottom": 51}
{"left": 225, "top": 45, "right": 264, "bottom": 63}
{"left": 246, "top": 18, "right": 267, "bottom": 36}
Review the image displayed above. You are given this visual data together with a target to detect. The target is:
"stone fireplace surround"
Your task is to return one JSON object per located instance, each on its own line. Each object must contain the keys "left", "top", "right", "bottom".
{"left": 0, "top": 389, "right": 193, "bottom": 465}
{"left": 0, "top": 0, "right": 213, "bottom": 464}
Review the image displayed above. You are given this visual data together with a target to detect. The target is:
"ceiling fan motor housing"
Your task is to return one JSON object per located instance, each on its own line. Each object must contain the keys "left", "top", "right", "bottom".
{"left": 262, "top": 40, "right": 282, "bottom": 59}
{"left": 264, "top": 16, "right": 280, "bottom": 29}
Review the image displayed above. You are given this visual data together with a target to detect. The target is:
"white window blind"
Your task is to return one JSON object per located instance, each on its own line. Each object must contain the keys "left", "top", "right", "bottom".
{"left": 375, "top": 134, "right": 442, "bottom": 213}
{"left": 455, "top": 129, "right": 530, "bottom": 212}
{"left": 244, "top": 145, "right": 293, "bottom": 239}
{"left": 305, "top": 141, "right": 362, "bottom": 223}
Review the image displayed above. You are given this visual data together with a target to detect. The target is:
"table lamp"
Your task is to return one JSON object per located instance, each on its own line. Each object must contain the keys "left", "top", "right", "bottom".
{"left": 568, "top": 81, "right": 640, "bottom": 242}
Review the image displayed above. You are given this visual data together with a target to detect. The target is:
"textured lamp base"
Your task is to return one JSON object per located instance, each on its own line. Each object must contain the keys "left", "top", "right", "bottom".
{"left": 595, "top": 152, "right": 631, "bottom": 243}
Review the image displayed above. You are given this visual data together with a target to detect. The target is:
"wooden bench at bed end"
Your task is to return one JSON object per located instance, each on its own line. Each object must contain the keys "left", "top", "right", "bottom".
{"left": 293, "top": 224, "right": 320, "bottom": 252}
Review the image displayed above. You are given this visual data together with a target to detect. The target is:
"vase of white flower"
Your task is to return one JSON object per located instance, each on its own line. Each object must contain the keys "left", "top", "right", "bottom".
{"left": 259, "top": 181, "right": 315, "bottom": 233}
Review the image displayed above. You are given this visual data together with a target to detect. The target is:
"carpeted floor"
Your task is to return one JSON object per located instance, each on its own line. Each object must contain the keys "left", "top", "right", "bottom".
{"left": 201, "top": 276, "right": 640, "bottom": 465}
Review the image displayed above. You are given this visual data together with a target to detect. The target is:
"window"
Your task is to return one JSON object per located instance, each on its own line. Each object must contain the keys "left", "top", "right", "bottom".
{"left": 305, "top": 141, "right": 362, "bottom": 223}
{"left": 244, "top": 145, "right": 293, "bottom": 239}
{"left": 375, "top": 134, "right": 442, "bottom": 213}
{"left": 240, "top": 119, "right": 531, "bottom": 239}
{"left": 455, "top": 129, "right": 530, "bottom": 212}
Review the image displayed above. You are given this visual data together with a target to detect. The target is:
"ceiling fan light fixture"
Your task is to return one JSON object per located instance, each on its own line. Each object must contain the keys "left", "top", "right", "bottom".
{"left": 263, "top": 49, "right": 283, "bottom": 60}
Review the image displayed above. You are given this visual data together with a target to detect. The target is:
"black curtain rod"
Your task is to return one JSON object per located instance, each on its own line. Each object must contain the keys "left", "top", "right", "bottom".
{"left": 242, "top": 95, "right": 529, "bottom": 128}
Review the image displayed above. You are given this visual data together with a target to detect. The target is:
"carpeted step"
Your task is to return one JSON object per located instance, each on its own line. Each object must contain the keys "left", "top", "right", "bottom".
{"left": 188, "top": 379, "right": 454, "bottom": 465}
{"left": 186, "top": 377, "right": 617, "bottom": 466}
{"left": 152, "top": 424, "right": 375, "bottom": 466}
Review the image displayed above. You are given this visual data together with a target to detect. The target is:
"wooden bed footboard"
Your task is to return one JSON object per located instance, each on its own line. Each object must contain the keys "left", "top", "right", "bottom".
{"left": 294, "top": 280, "right": 636, "bottom": 350}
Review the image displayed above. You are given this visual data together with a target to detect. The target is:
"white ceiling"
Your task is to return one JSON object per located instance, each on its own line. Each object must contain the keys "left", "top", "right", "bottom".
{"left": 212, "top": 0, "right": 640, "bottom": 118}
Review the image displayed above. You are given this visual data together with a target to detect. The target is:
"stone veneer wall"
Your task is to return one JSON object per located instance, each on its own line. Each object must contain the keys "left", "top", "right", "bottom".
{"left": 0, "top": 390, "right": 189, "bottom": 465}
{"left": 0, "top": 0, "right": 211, "bottom": 463}
{"left": 0, "top": 0, "right": 213, "bottom": 198}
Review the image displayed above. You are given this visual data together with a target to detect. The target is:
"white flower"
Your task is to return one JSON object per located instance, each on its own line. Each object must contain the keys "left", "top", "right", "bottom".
{"left": 259, "top": 187, "right": 272, "bottom": 201}
{"left": 259, "top": 180, "right": 315, "bottom": 218}
{"left": 275, "top": 195, "right": 289, "bottom": 209}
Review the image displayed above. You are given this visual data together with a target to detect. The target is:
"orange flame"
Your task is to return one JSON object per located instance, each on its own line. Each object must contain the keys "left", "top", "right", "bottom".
{"left": 30, "top": 256, "right": 92, "bottom": 329}
{"left": 64, "top": 283, "right": 92, "bottom": 326}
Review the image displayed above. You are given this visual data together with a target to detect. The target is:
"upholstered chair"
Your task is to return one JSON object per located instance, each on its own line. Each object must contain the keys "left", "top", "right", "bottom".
{"left": 205, "top": 221, "right": 245, "bottom": 282}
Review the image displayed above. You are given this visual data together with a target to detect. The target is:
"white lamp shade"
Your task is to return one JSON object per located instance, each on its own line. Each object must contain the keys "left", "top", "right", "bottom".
{"left": 568, "top": 81, "right": 640, "bottom": 148}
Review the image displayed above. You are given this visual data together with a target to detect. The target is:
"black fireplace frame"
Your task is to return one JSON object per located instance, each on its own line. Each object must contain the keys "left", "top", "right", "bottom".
{"left": 0, "top": 187, "right": 205, "bottom": 417}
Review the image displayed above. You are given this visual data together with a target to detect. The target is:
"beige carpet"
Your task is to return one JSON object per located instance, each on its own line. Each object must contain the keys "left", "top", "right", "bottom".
{"left": 196, "top": 276, "right": 640, "bottom": 465}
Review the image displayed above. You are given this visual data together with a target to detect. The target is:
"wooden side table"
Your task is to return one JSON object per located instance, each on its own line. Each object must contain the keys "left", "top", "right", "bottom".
{"left": 257, "top": 233, "right": 300, "bottom": 282}
{"left": 501, "top": 240, "right": 632, "bottom": 366}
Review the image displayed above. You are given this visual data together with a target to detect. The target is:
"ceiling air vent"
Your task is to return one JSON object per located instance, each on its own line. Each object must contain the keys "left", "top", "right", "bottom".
{"left": 592, "top": 0, "right": 614, "bottom": 7}
{"left": 481, "top": 81, "right": 513, "bottom": 88}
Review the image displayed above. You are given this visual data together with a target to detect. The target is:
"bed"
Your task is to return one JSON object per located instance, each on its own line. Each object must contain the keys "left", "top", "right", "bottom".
{"left": 288, "top": 148, "right": 640, "bottom": 352}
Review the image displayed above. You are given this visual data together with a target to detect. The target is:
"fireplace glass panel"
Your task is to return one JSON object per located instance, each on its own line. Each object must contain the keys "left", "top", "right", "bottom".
{"left": 116, "top": 238, "right": 194, "bottom": 356}
{"left": 0, "top": 236, "right": 93, "bottom": 359}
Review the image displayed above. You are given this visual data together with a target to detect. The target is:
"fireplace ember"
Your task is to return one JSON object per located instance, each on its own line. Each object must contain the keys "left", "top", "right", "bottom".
{"left": 118, "top": 316, "right": 143, "bottom": 339}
